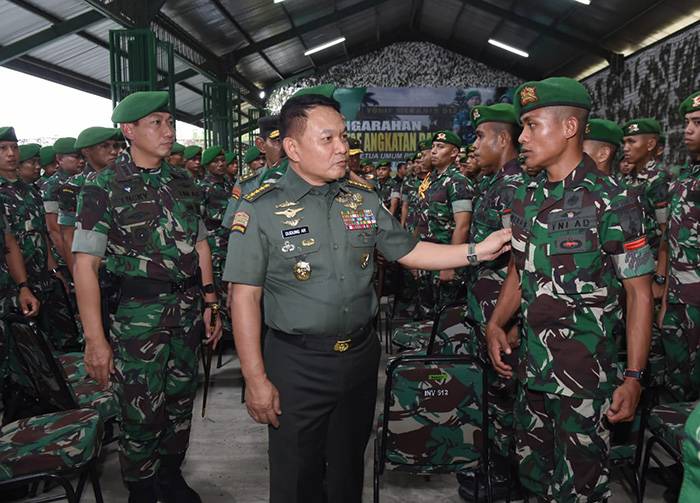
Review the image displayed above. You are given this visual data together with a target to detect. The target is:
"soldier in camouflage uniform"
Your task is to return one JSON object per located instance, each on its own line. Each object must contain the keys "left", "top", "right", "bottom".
{"left": 42, "top": 137, "right": 85, "bottom": 266}
{"left": 375, "top": 159, "right": 397, "bottom": 211}
{"left": 220, "top": 146, "right": 265, "bottom": 230}
{"left": 223, "top": 91, "right": 511, "bottom": 503}
{"left": 0, "top": 132, "right": 76, "bottom": 351}
{"left": 660, "top": 90, "right": 700, "bottom": 402}
{"left": 182, "top": 145, "right": 202, "bottom": 183}
{"left": 583, "top": 118, "right": 623, "bottom": 177}
{"left": 486, "top": 78, "right": 655, "bottom": 502}
{"left": 200, "top": 145, "right": 233, "bottom": 307}
{"left": 168, "top": 142, "right": 185, "bottom": 169}
{"left": 17, "top": 143, "right": 41, "bottom": 186}
{"left": 58, "top": 127, "right": 120, "bottom": 273}
{"left": 37, "top": 145, "right": 57, "bottom": 191}
{"left": 415, "top": 130, "right": 473, "bottom": 315}
{"left": 458, "top": 104, "right": 524, "bottom": 498}
{"left": 72, "top": 92, "right": 222, "bottom": 503}
{"left": 224, "top": 150, "right": 238, "bottom": 184}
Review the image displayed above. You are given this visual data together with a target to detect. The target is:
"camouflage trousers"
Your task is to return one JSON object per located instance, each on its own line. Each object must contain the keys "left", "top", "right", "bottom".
{"left": 27, "top": 278, "right": 81, "bottom": 352}
{"left": 416, "top": 270, "right": 467, "bottom": 318}
{"left": 515, "top": 386, "right": 611, "bottom": 502}
{"left": 662, "top": 303, "right": 700, "bottom": 402}
{"left": 110, "top": 293, "right": 202, "bottom": 482}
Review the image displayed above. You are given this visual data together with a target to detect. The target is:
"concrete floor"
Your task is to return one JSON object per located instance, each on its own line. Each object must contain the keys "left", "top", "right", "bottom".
{"left": 64, "top": 342, "right": 672, "bottom": 503}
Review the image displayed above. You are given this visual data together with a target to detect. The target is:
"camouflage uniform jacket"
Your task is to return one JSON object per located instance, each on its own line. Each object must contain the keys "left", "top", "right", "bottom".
{"left": 467, "top": 159, "right": 524, "bottom": 323}
{"left": 619, "top": 161, "right": 669, "bottom": 254}
{"left": 402, "top": 174, "right": 422, "bottom": 233}
{"left": 220, "top": 168, "right": 263, "bottom": 230}
{"left": 511, "top": 156, "right": 654, "bottom": 399}
{"left": 58, "top": 164, "right": 96, "bottom": 227}
{"left": 376, "top": 177, "right": 398, "bottom": 208}
{"left": 0, "top": 213, "right": 10, "bottom": 307}
{"left": 41, "top": 169, "right": 72, "bottom": 215}
{"left": 200, "top": 173, "right": 233, "bottom": 261}
{"left": 0, "top": 176, "right": 51, "bottom": 286}
{"left": 417, "top": 164, "right": 473, "bottom": 243}
{"left": 667, "top": 162, "right": 700, "bottom": 306}
{"left": 72, "top": 152, "right": 207, "bottom": 283}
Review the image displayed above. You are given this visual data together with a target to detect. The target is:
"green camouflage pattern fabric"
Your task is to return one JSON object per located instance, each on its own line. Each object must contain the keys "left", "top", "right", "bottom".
{"left": 392, "top": 321, "right": 434, "bottom": 351}
{"left": 41, "top": 169, "right": 72, "bottom": 216}
{"left": 57, "top": 352, "right": 87, "bottom": 382}
{"left": 648, "top": 401, "right": 698, "bottom": 454}
{"left": 515, "top": 386, "right": 612, "bottom": 502}
{"left": 259, "top": 158, "right": 288, "bottom": 185}
{"left": 0, "top": 408, "right": 103, "bottom": 481}
{"left": 220, "top": 168, "right": 263, "bottom": 230}
{"left": 662, "top": 305, "right": 700, "bottom": 401}
{"left": 382, "top": 359, "right": 484, "bottom": 472}
{"left": 416, "top": 164, "right": 473, "bottom": 243}
{"left": 619, "top": 161, "right": 669, "bottom": 255}
{"left": 511, "top": 156, "right": 654, "bottom": 400}
{"left": 57, "top": 164, "right": 95, "bottom": 227}
{"left": 391, "top": 305, "right": 471, "bottom": 355}
{"left": 73, "top": 151, "right": 206, "bottom": 481}
{"left": 663, "top": 162, "right": 700, "bottom": 401}
{"left": 402, "top": 174, "right": 423, "bottom": 234}
{"left": 680, "top": 402, "right": 700, "bottom": 502}
{"left": 73, "top": 151, "right": 206, "bottom": 283}
{"left": 200, "top": 173, "right": 233, "bottom": 296}
{"left": 376, "top": 177, "right": 399, "bottom": 209}
{"left": 0, "top": 216, "right": 10, "bottom": 383}
{"left": 71, "top": 379, "right": 119, "bottom": 420}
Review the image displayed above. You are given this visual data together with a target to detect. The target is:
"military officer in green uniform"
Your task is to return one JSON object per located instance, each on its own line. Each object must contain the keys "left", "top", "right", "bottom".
{"left": 168, "top": 142, "right": 185, "bottom": 168}
{"left": 583, "top": 118, "right": 623, "bottom": 176}
{"left": 659, "top": 90, "right": 700, "bottom": 402}
{"left": 72, "top": 92, "right": 222, "bottom": 503}
{"left": 486, "top": 77, "right": 654, "bottom": 502}
{"left": 17, "top": 143, "right": 41, "bottom": 185}
{"left": 58, "top": 127, "right": 120, "bottom": 273}
{"left": 182, "top": 145, "right": 202, "bottom": 181}
{"left": 224, "top": 91, "right": 511, "bottom": 503}
{"left": 38, "top": 145, "right": 57, "bottom": 190}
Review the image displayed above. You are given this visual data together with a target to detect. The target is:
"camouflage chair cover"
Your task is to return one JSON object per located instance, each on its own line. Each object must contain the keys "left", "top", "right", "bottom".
{"left": 56, "top": 352, "right": 87, "bottom": 383}
{"left": 6, "top": 315, "right": 118, "bottom": 424}
{"left": 0, "top": 408, "right": 104, "bottom": 502}
{"left": 390, "top": 303, "right": 472, "bottom": 354}
{"left": 639, "top": 400, "right": 699, "bottom": 500}
{"left": 374, "top": 350, "right": 491, "bottom": 502}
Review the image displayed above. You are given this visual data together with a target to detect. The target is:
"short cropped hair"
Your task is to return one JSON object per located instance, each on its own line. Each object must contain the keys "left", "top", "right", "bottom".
{"left": 280, "top": 94, "right": 341, "bottom": 140}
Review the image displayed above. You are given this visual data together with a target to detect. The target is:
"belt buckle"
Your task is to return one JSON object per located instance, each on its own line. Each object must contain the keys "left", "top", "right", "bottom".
{"left": 333, "top": 339, "right": 351, "bottom": 352}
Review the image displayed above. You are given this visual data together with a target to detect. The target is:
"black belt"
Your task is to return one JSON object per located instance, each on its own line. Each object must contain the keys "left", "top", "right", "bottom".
{"left": 119, "top": 275, "right": 199, "bottom": 299}
{"left": 269, "top": 322, "right": 373, "bottom": 353}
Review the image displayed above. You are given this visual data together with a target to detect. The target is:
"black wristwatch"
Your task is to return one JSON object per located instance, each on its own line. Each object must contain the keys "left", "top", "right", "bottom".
{"left": 17, "top": 281, "right": 32, "bottom": 293}
{"left": 653, "top": 274, "right": 666, "bottom": 286}
{"left": 623, "top": 368, "right": 646, "bottom": 381}
{"left": 202, "top": 283, "right": 216, "bottom": 294}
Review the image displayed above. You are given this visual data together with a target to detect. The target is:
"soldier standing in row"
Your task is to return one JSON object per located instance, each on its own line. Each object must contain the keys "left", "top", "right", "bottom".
{"left": 72, "top": 91, "right": 222, "bottom": 503}
{"left": 660, "top": 90, "right": 700, "bottom": 402}
{"left": 224, "top": 91, "right": 511, "bottom": 503}
{"left": 37, "top": 145, "right": 57, "bottom": 190}
{"left": 17, "top": 143, "right": 41, "bottom": 186}
{"left": 168, "top": 142, "right": 186, "bottom": 169}
{"left": 183, "top": 145, "right": 202, "bottom": 182}
{"left": 221, "top": 146, "right": 265, "bottom": 230}
{"left": 487, "top": 77, "right": 654, "bottom": 501}
{"left": 583, "top": 118, "right": 623, "bottom": 176}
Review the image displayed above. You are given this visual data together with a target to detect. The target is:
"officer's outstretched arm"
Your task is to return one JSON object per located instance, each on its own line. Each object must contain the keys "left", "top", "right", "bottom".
{"left": 607, "top": 274, "right": 652, "bottom": 423}
{"left": 232, "top": 283, "right": 281, "bottom": 427}
{"left": 74, "top": 252, "right": 113, "bottom": 388}
{"left": 398, "top": 228, "right": 511, "bottom": 270}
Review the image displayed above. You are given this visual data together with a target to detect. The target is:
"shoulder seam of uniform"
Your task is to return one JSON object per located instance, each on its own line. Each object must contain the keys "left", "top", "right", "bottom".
{"left": 346, "top": 179, "right": 374, "bottom": 192}
{"left": 243, "top": 183, "right": 276, "bottom": 202}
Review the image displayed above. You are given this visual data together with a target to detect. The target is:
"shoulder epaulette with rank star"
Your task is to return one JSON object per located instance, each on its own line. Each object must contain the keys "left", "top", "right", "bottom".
{"left": 346, "top": 179, "right": 374, "bottom": 192}
{"left": 243, "top": 183, "right": 276, "bottom": 202}
{"left": 239, "top": 171, "right": 257, "bottom": 183}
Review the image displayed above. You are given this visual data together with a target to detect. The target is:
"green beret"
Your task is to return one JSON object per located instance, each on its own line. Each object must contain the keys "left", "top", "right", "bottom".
{"left": 432, "top": 130, "right": 462, "bottom": 148}
{"left": 170, "top": 142, "right": 185, "bottom": 155}
{"left": 292, "top": 84, "right": 336, "bottom": 99}
{"left": 585, "top": 119, "right": 623, "bottom": 146}
{"left": 514, "top": 77, "right": 592, "bottom": 117}
{"left": 224, "top": 151, "right": 236, "bottom": 164}
{"left": 418, "top": 139, "right": 432, "bottom": 151}
{"left": 0, "top": 127, "right": 17, "bottom": 142}
{"left": 183, "top": 145, "right": 202, "bottom": 160}
{"left": 471, "top": 103, "right": 518, "bottom": 128}
{"left": 113, "top": 129, "right": 124, "bottom": 141}
{"left": 201, "top": 145, "right": 224, "bottom": 166}
{"left": 244, "top": 146, "right": 262, "bottom": 164}
{"left": 622, "top": 118, "right": 661, "bottom": 136}
{"left": 111, "top": 91, "right": 169, "bottom": 123}
{"left": 39, "top": 146, "right": 56, "bottom": 166}
{"left": 18, "top": 143, "right": 41, "bottom": 162}
{"left": 53, "top": 137, "right": 78, "bottom": 155}
{"left": 679, "top": 91, "right": 700, "bottom": 116}
{"left": 75, "top": 127, "right": 120, "bottom": 149}
{"left": 376, "top": 159, "right": 391, "bottom": 167}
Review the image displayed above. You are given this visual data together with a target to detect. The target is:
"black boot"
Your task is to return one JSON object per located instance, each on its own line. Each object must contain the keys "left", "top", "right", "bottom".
{"left": 126, "top": 478, "right": 157, "bottom": 503}
{"left": 156, "top": 453, "right": 202, "bottom": 503}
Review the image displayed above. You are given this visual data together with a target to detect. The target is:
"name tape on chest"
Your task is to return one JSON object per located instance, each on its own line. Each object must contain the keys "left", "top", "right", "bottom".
{"left": 341, "top": 209, "right": 377, "bottom": 230}
{"left": 281, "top": 226, "right": 309, "bottom": 238}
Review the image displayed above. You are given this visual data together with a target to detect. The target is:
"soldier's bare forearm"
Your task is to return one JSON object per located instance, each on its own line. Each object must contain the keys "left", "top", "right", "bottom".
{"left": 73, "top": 253, "right": 107, "bottom": 343}
{"left": 489, "top": 258, "right": 522, "bottom": 329}
{"left": 623, "top": 275, "right": 653, "bottom": 372}
{"left": 451, "top": 212, "right": 470, "bottom": 245}
{"left": 231, "top": 284, "right": 266, "bottom": 383}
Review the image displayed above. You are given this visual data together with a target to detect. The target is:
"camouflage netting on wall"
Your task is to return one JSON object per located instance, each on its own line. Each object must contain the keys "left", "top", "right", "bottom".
{"left": 584, "top": 22, "right": 700, "bottom": 166}
{"left": 267, "top": 41, "right": 521, "bottom": 113}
